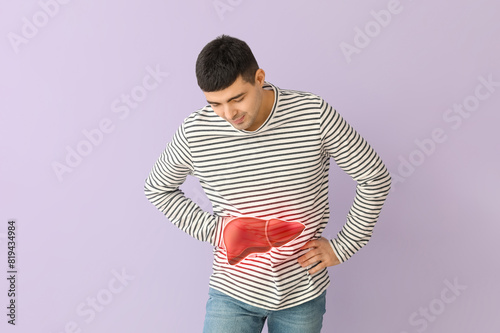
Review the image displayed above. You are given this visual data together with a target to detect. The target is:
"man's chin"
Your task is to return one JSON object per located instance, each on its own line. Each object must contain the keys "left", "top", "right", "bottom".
{"left": 231, "top": 123, "right": 247, "bottom": 130}
{"left": 230, "top": 120, "right": 249, "bottom": 130}
{"left": 229, "top": 117, "right": 257, "bottom": 131}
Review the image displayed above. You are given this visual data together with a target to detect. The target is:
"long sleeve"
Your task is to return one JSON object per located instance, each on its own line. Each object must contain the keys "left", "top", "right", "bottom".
{"left": 144, "top": 122, "right": 224, "bottom": 247}
{"left": 319, "top": 99, "right": 392, "bottom": 263}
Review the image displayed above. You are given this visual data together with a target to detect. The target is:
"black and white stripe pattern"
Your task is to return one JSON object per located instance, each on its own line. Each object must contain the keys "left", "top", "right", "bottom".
{"left": 144, "top": 82, "right": 391, "bottom": 310}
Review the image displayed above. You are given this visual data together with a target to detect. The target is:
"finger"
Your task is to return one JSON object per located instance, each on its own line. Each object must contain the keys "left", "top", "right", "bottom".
{"left": 308, "top": 261, "right": 324, "bottom": 275}
{"left": 298, "top": 251, "right": 321, "bottom": 267}
{"left": 298, "top": 256, "right": 314, "bottom": 267}
{"left": 297, "top": 246, "right": 316, "bottom": 261}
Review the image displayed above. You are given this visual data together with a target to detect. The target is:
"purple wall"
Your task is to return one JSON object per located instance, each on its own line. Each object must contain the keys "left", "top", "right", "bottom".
{"left": 1, "top": 0, "right": 499, "bottom": 332}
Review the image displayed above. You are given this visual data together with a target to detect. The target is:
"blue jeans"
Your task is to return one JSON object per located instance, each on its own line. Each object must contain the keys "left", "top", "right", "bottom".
{"left": 203, "top": 287, "right": 327, "bottom": 333}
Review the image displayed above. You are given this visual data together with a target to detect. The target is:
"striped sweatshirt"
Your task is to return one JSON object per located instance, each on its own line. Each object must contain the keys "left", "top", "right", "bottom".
{"left": 144, "top": 81, "right": 391, "bottom": 310}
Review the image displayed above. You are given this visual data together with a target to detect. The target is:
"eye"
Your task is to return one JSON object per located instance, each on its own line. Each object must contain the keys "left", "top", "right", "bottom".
{"left": 234, "top": 97, "right": 244, "bottom": 103}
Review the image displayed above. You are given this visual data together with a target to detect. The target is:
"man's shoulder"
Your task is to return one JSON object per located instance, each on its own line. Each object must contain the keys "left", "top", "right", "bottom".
{"left": 178, "top": 105, "right": 231, "bottom": 136}
{"left": 271, "top": 86, "right": 326, "bottom": 116}
{"left": 274, "top": 84, "right": 324, "bottom": 106}
{"left": 182, "top": 105, "right": 222, "bottom": 125}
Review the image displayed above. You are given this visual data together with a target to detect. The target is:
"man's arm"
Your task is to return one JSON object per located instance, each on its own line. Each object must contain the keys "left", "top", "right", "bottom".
{"left": 144, "top": 122, "right": 224, "bottom": 247}
{"left": 298, "top": 98, "right": 391, "bottom": 274}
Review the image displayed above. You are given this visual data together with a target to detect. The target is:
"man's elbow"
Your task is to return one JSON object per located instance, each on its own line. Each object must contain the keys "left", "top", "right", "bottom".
{"left": 381, "top": 168, "right": 392, "bottom": 193}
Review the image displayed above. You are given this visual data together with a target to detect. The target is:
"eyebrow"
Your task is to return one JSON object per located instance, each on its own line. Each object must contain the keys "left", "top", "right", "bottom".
{"left": 206, "top": 92, "right": 246, "bottom": 105}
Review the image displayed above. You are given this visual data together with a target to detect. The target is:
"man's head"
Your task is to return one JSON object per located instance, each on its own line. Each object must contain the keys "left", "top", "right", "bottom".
{"left": 196, "top": 35, "right": 259, "bottom": 92}
{"left": 196, "top": 35, "right": 273, "bottom": 132}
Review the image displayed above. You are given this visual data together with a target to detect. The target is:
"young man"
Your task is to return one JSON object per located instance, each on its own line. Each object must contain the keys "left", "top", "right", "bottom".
{"left": 144, "top": 35, "right": 392, "bottom": 333}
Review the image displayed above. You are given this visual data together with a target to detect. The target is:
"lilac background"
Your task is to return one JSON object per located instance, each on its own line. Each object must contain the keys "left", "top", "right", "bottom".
{"left": 1, "top": 0, "right": 499, "bottom": 332}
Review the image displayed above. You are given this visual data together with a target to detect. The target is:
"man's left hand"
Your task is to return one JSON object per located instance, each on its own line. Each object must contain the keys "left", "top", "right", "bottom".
{"left": 297, "top": 237, "right": 341, "bottom": 275}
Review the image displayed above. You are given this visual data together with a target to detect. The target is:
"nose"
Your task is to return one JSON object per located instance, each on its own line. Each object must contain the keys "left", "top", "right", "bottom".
{"left": 223, "top": 105, "right": 238, "bottom": 120}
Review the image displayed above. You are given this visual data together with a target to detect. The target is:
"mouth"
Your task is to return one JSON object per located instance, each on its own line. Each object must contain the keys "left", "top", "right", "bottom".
{"left": 232, "top": 115, "right": 245, "bottom": 125}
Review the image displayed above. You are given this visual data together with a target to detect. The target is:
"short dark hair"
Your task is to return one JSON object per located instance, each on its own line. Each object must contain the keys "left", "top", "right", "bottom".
{"left": 195, "top": 35, "right": 259, "bottom": 92}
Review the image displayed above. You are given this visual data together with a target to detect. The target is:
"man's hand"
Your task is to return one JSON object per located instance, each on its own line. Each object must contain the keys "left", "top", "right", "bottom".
{"left": 297, "top": 237, "right": 341, "bottom": 275}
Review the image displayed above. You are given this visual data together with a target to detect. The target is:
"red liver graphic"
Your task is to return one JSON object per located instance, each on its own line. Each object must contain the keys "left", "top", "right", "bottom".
{"left": 222, "top": 217, "right": 305, "bottom": 265}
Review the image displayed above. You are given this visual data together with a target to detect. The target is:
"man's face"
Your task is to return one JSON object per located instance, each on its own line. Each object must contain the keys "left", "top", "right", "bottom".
{"left": 203, "top": 72, "right": 265, "bottom": 131}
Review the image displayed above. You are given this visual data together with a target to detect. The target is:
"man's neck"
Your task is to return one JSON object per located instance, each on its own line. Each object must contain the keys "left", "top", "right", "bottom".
{"left": 259, "top": 88, "right": 275, "bottom": 124}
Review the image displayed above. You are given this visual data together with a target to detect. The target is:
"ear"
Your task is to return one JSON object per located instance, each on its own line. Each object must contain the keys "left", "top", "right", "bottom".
{"left": 254, "top": 68, "right": 266, "bottom": 86}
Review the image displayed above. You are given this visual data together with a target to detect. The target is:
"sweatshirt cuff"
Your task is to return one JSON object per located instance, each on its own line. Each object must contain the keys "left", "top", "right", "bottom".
{"left": 213, "top": 215, "right": 227, "bottom": 248}
{"left": 329, "top": 238, "right": 349, "bottom": 264}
